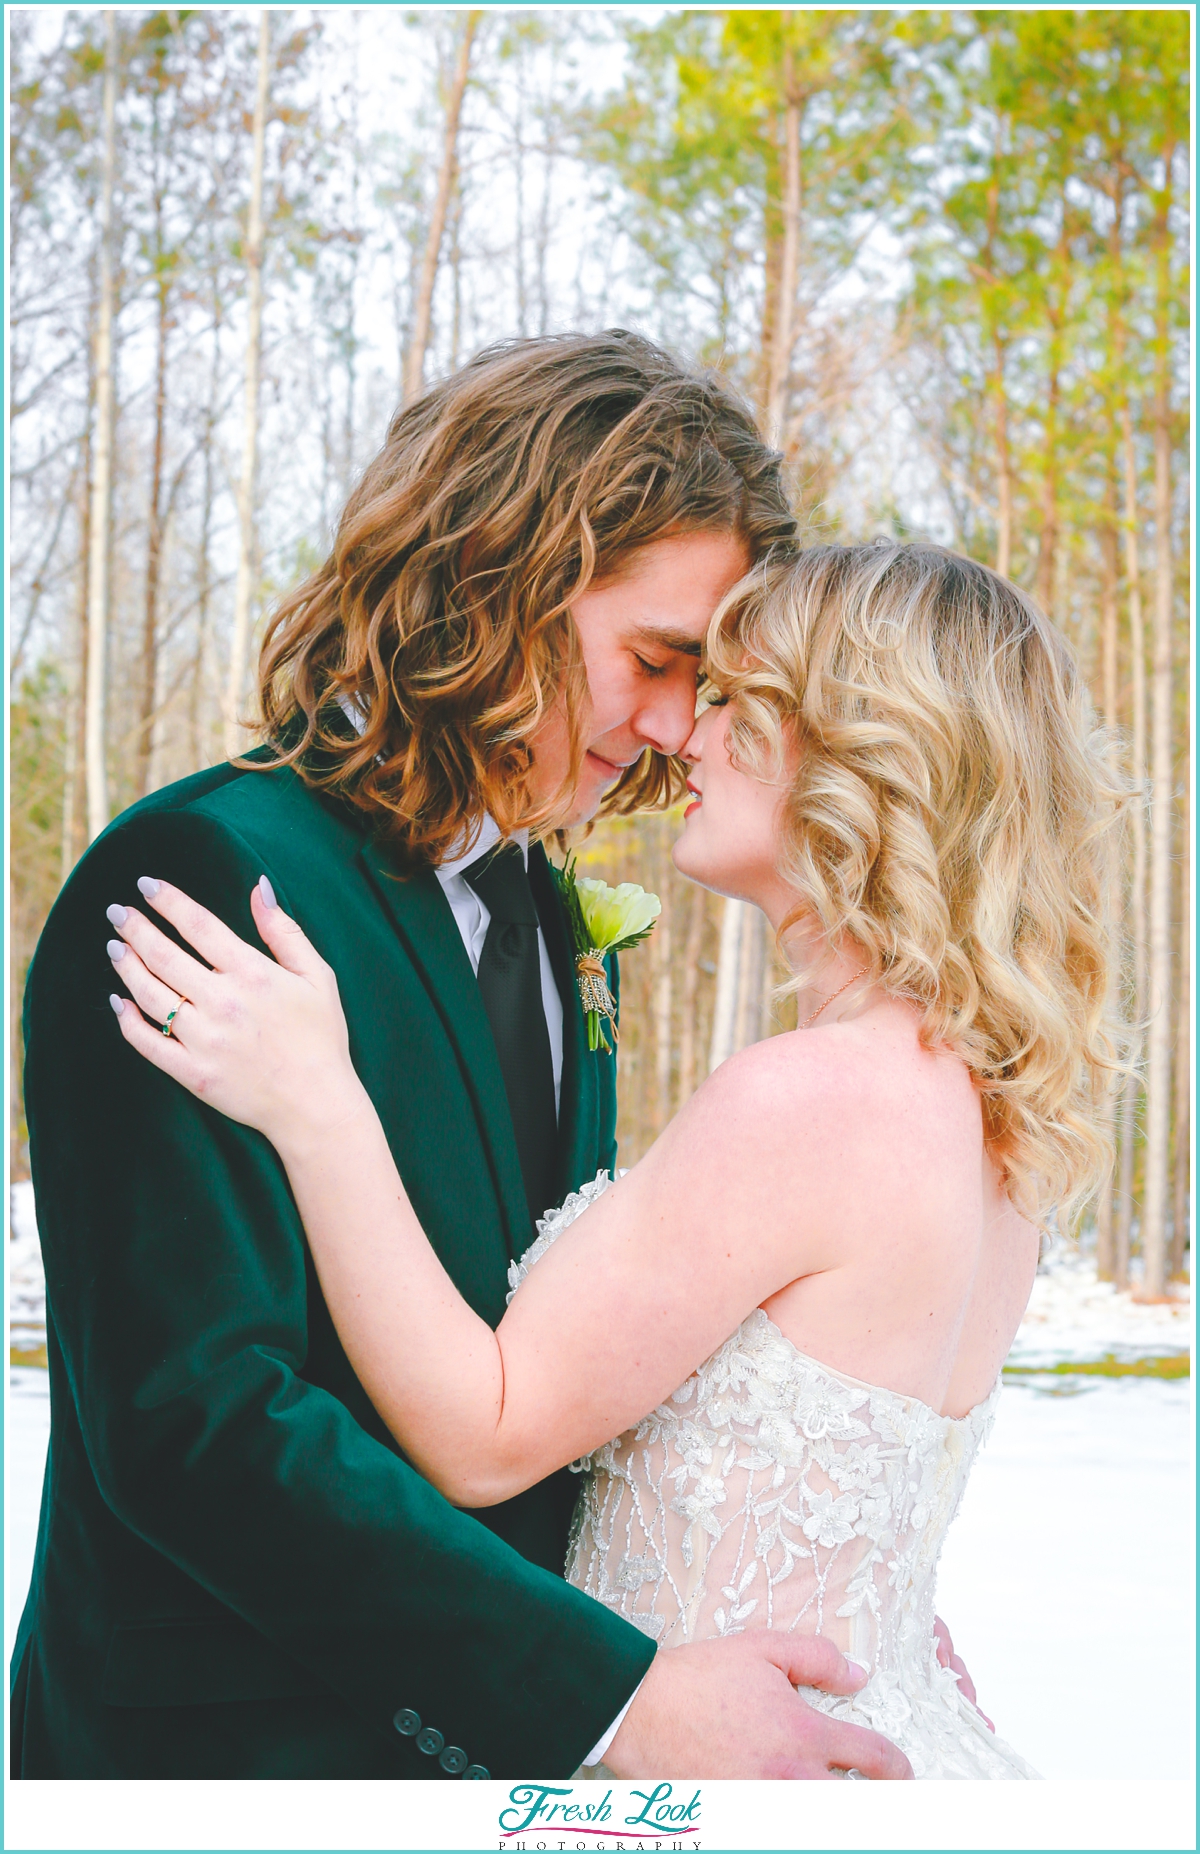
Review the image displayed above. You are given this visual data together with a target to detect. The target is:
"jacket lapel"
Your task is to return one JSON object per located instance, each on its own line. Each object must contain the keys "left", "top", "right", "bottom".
{"left": 528, "top": 844, "right": 600, "bottom": 1200}
{"left": 356, "top": 841, "right": 532, "bottom": 1259}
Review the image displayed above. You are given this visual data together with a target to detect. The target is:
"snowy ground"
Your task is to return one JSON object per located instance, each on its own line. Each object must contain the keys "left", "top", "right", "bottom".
{"left": 8, "top": 1183, "right": 45, "bottom": 1366}
{"left": 1010, "top": 1231, "right": 1191, "bottom": 1369}
{"left": 936, "top": 1372, "right": 1193, "bottom": 1778}
{"left": 7, "top": 1182, "right": 1194, "bottom": 1780}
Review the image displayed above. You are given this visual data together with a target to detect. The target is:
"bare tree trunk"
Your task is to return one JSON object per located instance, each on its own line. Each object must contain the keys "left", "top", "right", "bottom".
{"left": 735, "top": 907, "right": 765, "bottom": 1052}
{"left": 60, "top": 663, "right": 79, "bottom": 886}
{"left": 191, "top": 295, "right": 221, "bottom": 772}
{"left": 1095, "top": 451, "right": 1121, "bottom": 1279}
{"left": 761, "top": 926, "right": 781, "bottom": 1037}
{"left": 1115, "top": 406, "right": 1148, "bottom": 1289}
{"left": 224, "top": 9, "right": 270, "bottom": 761}
{"left": 1171, "top": 771, "right": 1190, "bottom": 1279}
{"left": 713, "top": 21, "right": 801, "bottom": 1046}
{"left": 137, "top": 256, "right": 169, "bottom": 797}
{"left": 145, "top": 508, "right": 175, "bottom": 793}
{"left": 709, "top": 898, "right": 744, "bottom": 1073}
{"left": 343, "top": 18, "right": 360, "bottom": 495}
{"left": 764, "top": 27, "right": 801, "bottom": 449}
{"left": 63, "top": 354, "right": 94, "bottom": 884}
{"left": 1141, "top": 175, "right": 1177, "bottom": 1299}
{"left": 981, "top": 124, "right": 1012, "bottom": 580}
{"left": 653, "top": 910, "right": 673, "bottom": 1133}
{"left": 403, "top": 11, "right": 481, "bottom": 404}
{"left": 85, "top": 9, "right": 118, "bottom": 843}
{"left": 677, "top": 883, "right": 706, "bottom": 1109}
{"left": 993, "top": 339, "right": 1012, "bottom": 578}
{"left": 757, "top": 223, "right": 783, "bottom": 420}
{"left": 534, "top": 75, "right": 556, "bottom": 337}
{"left": 1035, "top": 364, "right": 1060, "bottom": 613}
{"left": 513, "top": 45, "right": 528, "bottom": 336}
{"left": 449, "top": 160, "right": 463, "bottom": 368}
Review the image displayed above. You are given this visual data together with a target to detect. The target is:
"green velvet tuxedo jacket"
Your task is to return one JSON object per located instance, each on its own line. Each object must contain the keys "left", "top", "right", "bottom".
{"left": 11, "top": 758, "right": 656, "bottom": 1779}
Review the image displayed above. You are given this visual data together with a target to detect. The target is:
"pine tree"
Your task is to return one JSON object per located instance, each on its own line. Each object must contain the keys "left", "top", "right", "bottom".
{"left": 85, "top": 10, "right": 119, "bottom": 841}
{"left": 224, "top": 11, "right": 271, "bottom": 760}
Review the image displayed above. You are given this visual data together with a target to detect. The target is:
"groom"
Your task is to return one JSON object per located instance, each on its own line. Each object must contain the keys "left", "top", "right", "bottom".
{"left": 14, "top": 331, "right": 913, "bottom": 1780}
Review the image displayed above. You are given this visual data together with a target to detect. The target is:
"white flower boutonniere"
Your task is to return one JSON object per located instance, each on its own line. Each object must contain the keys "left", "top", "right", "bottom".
{"left": 551, "top": 854, "right": 662, "bottom": 1052}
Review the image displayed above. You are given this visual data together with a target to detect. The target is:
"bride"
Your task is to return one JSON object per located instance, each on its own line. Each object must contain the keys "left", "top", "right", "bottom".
{"left": 106, "top": 541, "right": 1121, "bottom": 1780}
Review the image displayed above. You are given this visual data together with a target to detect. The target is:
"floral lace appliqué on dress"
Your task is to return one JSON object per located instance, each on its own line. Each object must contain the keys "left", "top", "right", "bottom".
{"left": 510, "top": 1172, "right": 1040, "bottom": 1781}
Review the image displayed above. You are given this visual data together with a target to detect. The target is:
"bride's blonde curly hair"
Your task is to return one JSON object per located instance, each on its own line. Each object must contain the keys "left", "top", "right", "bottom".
{"left": 707, "top": 541, "right": 1128, "bottom": 1229}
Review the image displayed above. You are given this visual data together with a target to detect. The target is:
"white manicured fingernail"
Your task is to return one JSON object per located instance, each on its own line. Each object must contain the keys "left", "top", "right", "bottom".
{"left": 106, "top": 940, "right": 126, "bottom": 962}
{"left": 106, "top": 904, "right": 127, "bottom": 928}
{"left": 258, "top": 875, "right": 277, "bottom": 910}
{"left": 846, "top": 1657, "right": 870, "bottom": 1677}
{"left": 137, "top": 877, "right": 161, "bottom": 901}
{"left": 109, "top": 994, "right": 126, "bottom": 1016}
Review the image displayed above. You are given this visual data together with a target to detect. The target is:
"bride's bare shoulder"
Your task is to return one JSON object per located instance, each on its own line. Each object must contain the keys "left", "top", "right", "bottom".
{"left": 674, "top": 1024, "right": 874, "bottom": 1161}
{"left": 677, "top": 1007, "right": 977, "bottom": 1174}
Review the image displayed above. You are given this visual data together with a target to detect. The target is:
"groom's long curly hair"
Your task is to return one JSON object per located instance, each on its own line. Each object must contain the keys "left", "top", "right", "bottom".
{"left": 709, "top": 543, "right": 1129, "bottom": 1230}
{"left": 251, "top": 330, "right": 795, "bottom": 864}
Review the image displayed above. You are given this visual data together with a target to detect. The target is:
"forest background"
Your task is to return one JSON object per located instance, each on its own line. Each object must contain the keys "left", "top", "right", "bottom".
{"left": 8, "top": 5, "right": 1191, "bottom": 1298}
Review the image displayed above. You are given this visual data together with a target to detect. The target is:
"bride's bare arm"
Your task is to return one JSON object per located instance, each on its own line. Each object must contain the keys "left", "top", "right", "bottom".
{"left": 107, "top": 878, "right": 831, "bottom": 1505}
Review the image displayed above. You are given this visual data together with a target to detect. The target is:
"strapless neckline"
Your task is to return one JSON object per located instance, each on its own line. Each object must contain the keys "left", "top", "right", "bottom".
{"left": 752, "top": 1312, "right": 1003, "bottom": 1430}
{"left": 508, "top": 1168, "right": 1002, "bottom": 1433}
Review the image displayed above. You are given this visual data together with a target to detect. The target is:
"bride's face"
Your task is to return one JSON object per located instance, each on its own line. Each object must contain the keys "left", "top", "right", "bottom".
{"left": 673, "top": 699, "right": 795, "bottom": 916}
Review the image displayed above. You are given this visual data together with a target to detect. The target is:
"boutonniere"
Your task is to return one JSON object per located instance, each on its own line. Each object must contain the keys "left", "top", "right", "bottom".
{"left": 550, "top": 854, "right": 662, "bottom": 1052}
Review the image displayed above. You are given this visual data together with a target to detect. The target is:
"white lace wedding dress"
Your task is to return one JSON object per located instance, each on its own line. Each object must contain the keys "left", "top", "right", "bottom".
{"left": 510, "top": 1173, "right": 1039, "bottom": 1781}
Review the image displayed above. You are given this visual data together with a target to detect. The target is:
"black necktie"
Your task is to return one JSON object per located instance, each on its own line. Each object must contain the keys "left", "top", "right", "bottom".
{"left": 464, "top": 844, "right": 558, "bottom": 1237}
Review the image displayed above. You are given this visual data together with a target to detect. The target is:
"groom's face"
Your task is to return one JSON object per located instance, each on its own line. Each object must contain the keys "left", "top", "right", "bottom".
{"left": 528, "top": 530, "right": 751, "bottom": 828}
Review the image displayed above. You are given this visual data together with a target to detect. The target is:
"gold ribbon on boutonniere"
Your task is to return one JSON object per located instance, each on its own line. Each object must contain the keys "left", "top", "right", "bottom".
{"left": 550, "top": 855, "right": 662, "bottom": 1053}
{"left": 575, "top": 951, "right": 620, "bottom": 1045}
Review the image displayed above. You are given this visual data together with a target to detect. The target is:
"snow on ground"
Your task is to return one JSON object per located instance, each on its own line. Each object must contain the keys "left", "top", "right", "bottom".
{"left": 7, "top": 1181, "right": 1194, "bottom": 1779}
{"left": 1011, "top": 1232, "right": 1191, "bottom": 1369}
{"left": 936, "top": 1373, "right": 1193, "bottom": 1778}
{"left": 8, "top": 1183, "right": 44, "bottom": 1362}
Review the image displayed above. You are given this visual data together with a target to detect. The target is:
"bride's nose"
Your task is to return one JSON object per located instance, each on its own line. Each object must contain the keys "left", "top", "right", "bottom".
{"left": 679, "top": 703, "right": 717, "bottom": 764}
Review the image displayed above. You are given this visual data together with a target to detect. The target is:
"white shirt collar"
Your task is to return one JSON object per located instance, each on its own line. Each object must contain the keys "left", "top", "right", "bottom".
{"left": 438, "top": 815, "right": 529, "bottom": 880}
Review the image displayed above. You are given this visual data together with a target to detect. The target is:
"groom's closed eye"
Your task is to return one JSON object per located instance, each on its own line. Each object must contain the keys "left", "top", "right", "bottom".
{"left": 628, "top": 625, "right": 704, "bottom": 661}
{"left": 628, "top": 626, "right": 704, "bottom": 688}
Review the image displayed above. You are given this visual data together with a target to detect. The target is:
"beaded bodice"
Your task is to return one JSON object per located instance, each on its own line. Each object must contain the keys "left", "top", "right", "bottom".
{"left": 510, "top": 1172, "right": 1039, "bottom": 1780}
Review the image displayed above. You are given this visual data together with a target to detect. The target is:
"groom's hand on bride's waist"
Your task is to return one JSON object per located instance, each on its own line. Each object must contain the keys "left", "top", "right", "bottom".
{"left": 603, "top": 1634, "right": 914, "bottom": 1780}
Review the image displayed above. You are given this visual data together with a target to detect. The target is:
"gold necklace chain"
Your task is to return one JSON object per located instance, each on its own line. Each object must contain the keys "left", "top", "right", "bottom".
{"left": 799, "top": 969, "right": 865, "bottom": 1031}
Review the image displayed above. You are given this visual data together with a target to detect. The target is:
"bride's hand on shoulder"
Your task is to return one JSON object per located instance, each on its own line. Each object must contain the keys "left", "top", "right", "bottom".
{"left": 105, "top": 875, "right": 368, "bottom": 1154}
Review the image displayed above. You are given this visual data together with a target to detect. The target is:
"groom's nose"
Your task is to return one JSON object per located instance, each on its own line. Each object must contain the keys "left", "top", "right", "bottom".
{"left": 631, "top": 661, "right": 703, "bottom": 758}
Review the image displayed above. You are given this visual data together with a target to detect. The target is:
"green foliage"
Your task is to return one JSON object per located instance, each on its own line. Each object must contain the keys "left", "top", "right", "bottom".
{"left": 586, "top": 10, "right": 925, "bottom": 510}
{"left": 11, "top": 663, "right": 67, "bottom": 877}
{"left": 903, "top": 9, "right": 1190, "bottom": 581}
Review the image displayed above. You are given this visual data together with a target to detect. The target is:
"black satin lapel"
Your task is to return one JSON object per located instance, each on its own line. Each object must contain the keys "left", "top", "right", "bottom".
{"left": 356, "top": 842, "right": 532, "bottom": 1254}
{"left": 528, "top": 844, "right": 597, "bottom": 1199}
